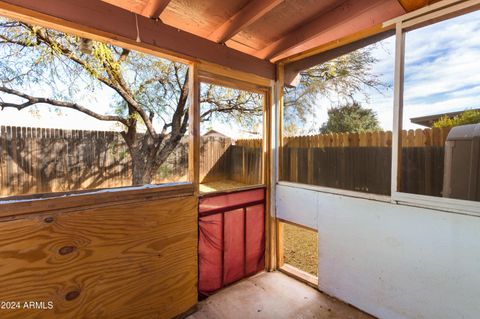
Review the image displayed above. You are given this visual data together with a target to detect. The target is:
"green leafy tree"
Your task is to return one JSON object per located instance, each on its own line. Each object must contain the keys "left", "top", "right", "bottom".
{"left": 320, "top": 102, "right": 381, "bottom": 134}
{"left": 0, "top": 19, "right": 262, "bottom": 185}
{"left": 284, "top": 48, "right": 386, "bottom": 134}
{"left": 432, "top": 109, "right": 480, "bottom": 128}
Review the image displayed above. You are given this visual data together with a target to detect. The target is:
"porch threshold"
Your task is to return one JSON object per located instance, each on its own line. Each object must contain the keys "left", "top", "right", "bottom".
{"left": 279, "top": 263, "right": 318, "bottom": 288}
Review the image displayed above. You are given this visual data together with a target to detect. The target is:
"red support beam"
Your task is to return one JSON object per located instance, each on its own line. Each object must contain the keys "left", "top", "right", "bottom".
{"left": 208, "top": 0, "right": 284, "bottom": 44}
{"left": 257, "top": 0, "right": 405, "bottom": 62}
{"left": 141, "top": 0, "right": 171, "bottom": 19}
{"left": 0, "top": 0, "right": 275, "bottom": 79}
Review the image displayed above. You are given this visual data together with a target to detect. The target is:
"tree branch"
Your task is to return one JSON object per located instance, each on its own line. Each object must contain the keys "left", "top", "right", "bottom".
{"left": 21, "top": 24, "right": 157, "bottom": 137}
{"left": 118, "top": 48, "right": 130, "bottom": 62}
{"left": 0, "top": 86, "right": 129, "bottom": 126}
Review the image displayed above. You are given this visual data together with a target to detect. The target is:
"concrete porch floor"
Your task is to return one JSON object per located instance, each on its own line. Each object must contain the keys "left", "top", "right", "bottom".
{"left": 188, "top": 271, "right": 375, "bottom": 319}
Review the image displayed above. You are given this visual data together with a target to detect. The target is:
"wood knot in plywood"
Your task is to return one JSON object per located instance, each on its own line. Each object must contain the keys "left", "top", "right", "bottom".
{"left": 58, "top": 246, "right": 76, "bottom": 255}
{"left": 43, "top": 217, "right": 54, "bottom": 223}
{"left": 65, "top": 290, "right": 80, "bottom": 301}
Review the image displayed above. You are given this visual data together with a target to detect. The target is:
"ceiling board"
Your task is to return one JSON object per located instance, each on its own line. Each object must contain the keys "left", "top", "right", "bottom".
{"left": 101, "top": 0, "right": 149, "bottom": 14}
{"left": 208, "top": 0, "right": 284, "bottom": 43}
{"left": 160, "top": 0, "right": 250, "bottom": 38}
{"left": 231, "top": 0, "right": 343, "bottom": 51}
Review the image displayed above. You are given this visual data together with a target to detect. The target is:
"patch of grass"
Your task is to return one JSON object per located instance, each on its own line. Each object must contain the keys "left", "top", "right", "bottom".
{"left": 283, "top": 223, "right": 318, "bottom": 276}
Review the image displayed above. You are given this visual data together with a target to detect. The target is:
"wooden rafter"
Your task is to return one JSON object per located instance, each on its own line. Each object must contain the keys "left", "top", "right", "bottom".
{"left": 141, "top": 0, "right": 171, "bottom": 19}
{"left": 278, "top": 24, "right": 388, "bottom": 64}
{"left": 397, "top": 0, "right": 434, "bottom": 12}
{"left": 208, "top": 0, "right": 284, "bottom": 44}
{"left": 258, "top": 0, "right": 404, "bottom": 61}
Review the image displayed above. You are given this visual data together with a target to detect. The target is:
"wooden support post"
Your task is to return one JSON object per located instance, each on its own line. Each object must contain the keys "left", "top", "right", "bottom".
{"left": 264, "top": 86, "right": 276, "bottom": 272}
{"left": 276, "top": 221, "right": 284, "bottom": 267}
{"left": 277, "top": 64, "right": 285, "bottom": 181}
{"left": 274, "top": 63, "right": 285, "bottom": 269}
{"left": 188, "top": 62, "right": 200, "bottom": 195}
{"left": 391, "top": 23, "right": 405, "bottom": 195}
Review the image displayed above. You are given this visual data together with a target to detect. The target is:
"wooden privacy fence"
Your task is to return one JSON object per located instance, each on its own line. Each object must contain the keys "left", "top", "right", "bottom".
{"left": 283, "top": 127, "right": 450, "bottom": 148}
{"left": 201, "top": 138, "right": 263, "bottom": 185}
{"left": 0, "top": 126, "right": 263, "bottom": 197}
{"left": 0, "top": 125, "right": 451, "bottom": 197}
{"left": 281, "top": 127, "right": 451, "bottom": 196}
{"left": 0, "top": 126, "right": 133, "bottom": 196}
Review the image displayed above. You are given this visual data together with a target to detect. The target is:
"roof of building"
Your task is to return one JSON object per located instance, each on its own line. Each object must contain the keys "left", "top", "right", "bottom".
{"left": 410, "top": 108, "right": 480, "bottom": 127}
{"left": 202, "top": 129, "right": 230, "bottom": 138}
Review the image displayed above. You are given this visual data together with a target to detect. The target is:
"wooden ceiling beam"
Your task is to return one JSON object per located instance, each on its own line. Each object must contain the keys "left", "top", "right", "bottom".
{"left": 397, "top": 0, "right": 434, "bottom": 12}
{"left": 277, "top": 23, "right": 389, "bottom": 64}
{"left": 0, "top": 0, "right": 275, "bottom": 80}
{"left": 208, "top": 0, "right": 284, "bottom": 44}
{"left": 141, "top": 0, "right": 171, "bottom": 19}
{"left": 258, "top": 0, "right": 405, "bottom": 62}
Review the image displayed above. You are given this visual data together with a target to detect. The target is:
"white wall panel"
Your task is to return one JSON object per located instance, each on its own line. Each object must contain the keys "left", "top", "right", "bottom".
{"left": 276, "top": 184, "right": 318, "bottom": 229}
{"left": 275, "top": 184, "right": 480, "bottom": 319}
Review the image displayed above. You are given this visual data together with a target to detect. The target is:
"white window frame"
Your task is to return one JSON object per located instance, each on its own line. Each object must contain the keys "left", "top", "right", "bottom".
{"left": 275, "top": 0, "right": 480, "bottom": 216}
{"left": 390, "top": 0, "right": 480, "bottom": 216}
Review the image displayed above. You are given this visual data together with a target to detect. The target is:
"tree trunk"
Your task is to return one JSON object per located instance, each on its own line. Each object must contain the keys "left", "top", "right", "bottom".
{"left": 130, "top": 149, "right": 171, "bottom": 186}
{"left": 127, "top": 133, "right": 185, "bottom": 186}
{"left": 131, "top": 156, "right": 152, "bottom": 185}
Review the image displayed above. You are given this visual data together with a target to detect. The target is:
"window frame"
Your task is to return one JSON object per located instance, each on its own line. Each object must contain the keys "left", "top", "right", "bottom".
{"left": 390, "top": 0, "right": 480, "bottom": 216}
{"left": 0, "top": 28, "right": 196, "bottom": 202}
{"left": 197, "top": 69, "right": 272, "bottom": 194}
{"left": 276, "top": 37, "right": 396, "bottom": 201}
{"left": 275, "top": 0, "right": 480, "bottom": 216}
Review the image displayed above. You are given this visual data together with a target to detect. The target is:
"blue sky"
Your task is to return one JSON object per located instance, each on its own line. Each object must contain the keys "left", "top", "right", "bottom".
{"left": 1, "top": 9, "right": 480, "bottom": 135}
{"left": 310, "top": 9, "right": 480, "bottom": 132}
{"left": 402, "top": 9, "right": 480, "bottom": 127}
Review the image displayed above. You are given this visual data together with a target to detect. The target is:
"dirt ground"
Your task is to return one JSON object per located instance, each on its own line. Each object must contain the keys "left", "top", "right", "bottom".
{"left": 283, "top": 223, "right": 318, "bottom": 276}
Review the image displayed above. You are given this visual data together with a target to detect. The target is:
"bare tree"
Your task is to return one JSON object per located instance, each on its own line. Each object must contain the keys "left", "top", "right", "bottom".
{"left": 283, "top": 48, "right": 388, "bottom": 135}
{"left": 0, "top": 20, "right": 263, "bottom": 185}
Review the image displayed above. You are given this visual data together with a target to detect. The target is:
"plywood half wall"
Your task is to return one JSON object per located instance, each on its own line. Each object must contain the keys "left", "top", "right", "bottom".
{"left": 0, "top": 185, "right": 198, "bottom": 318}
